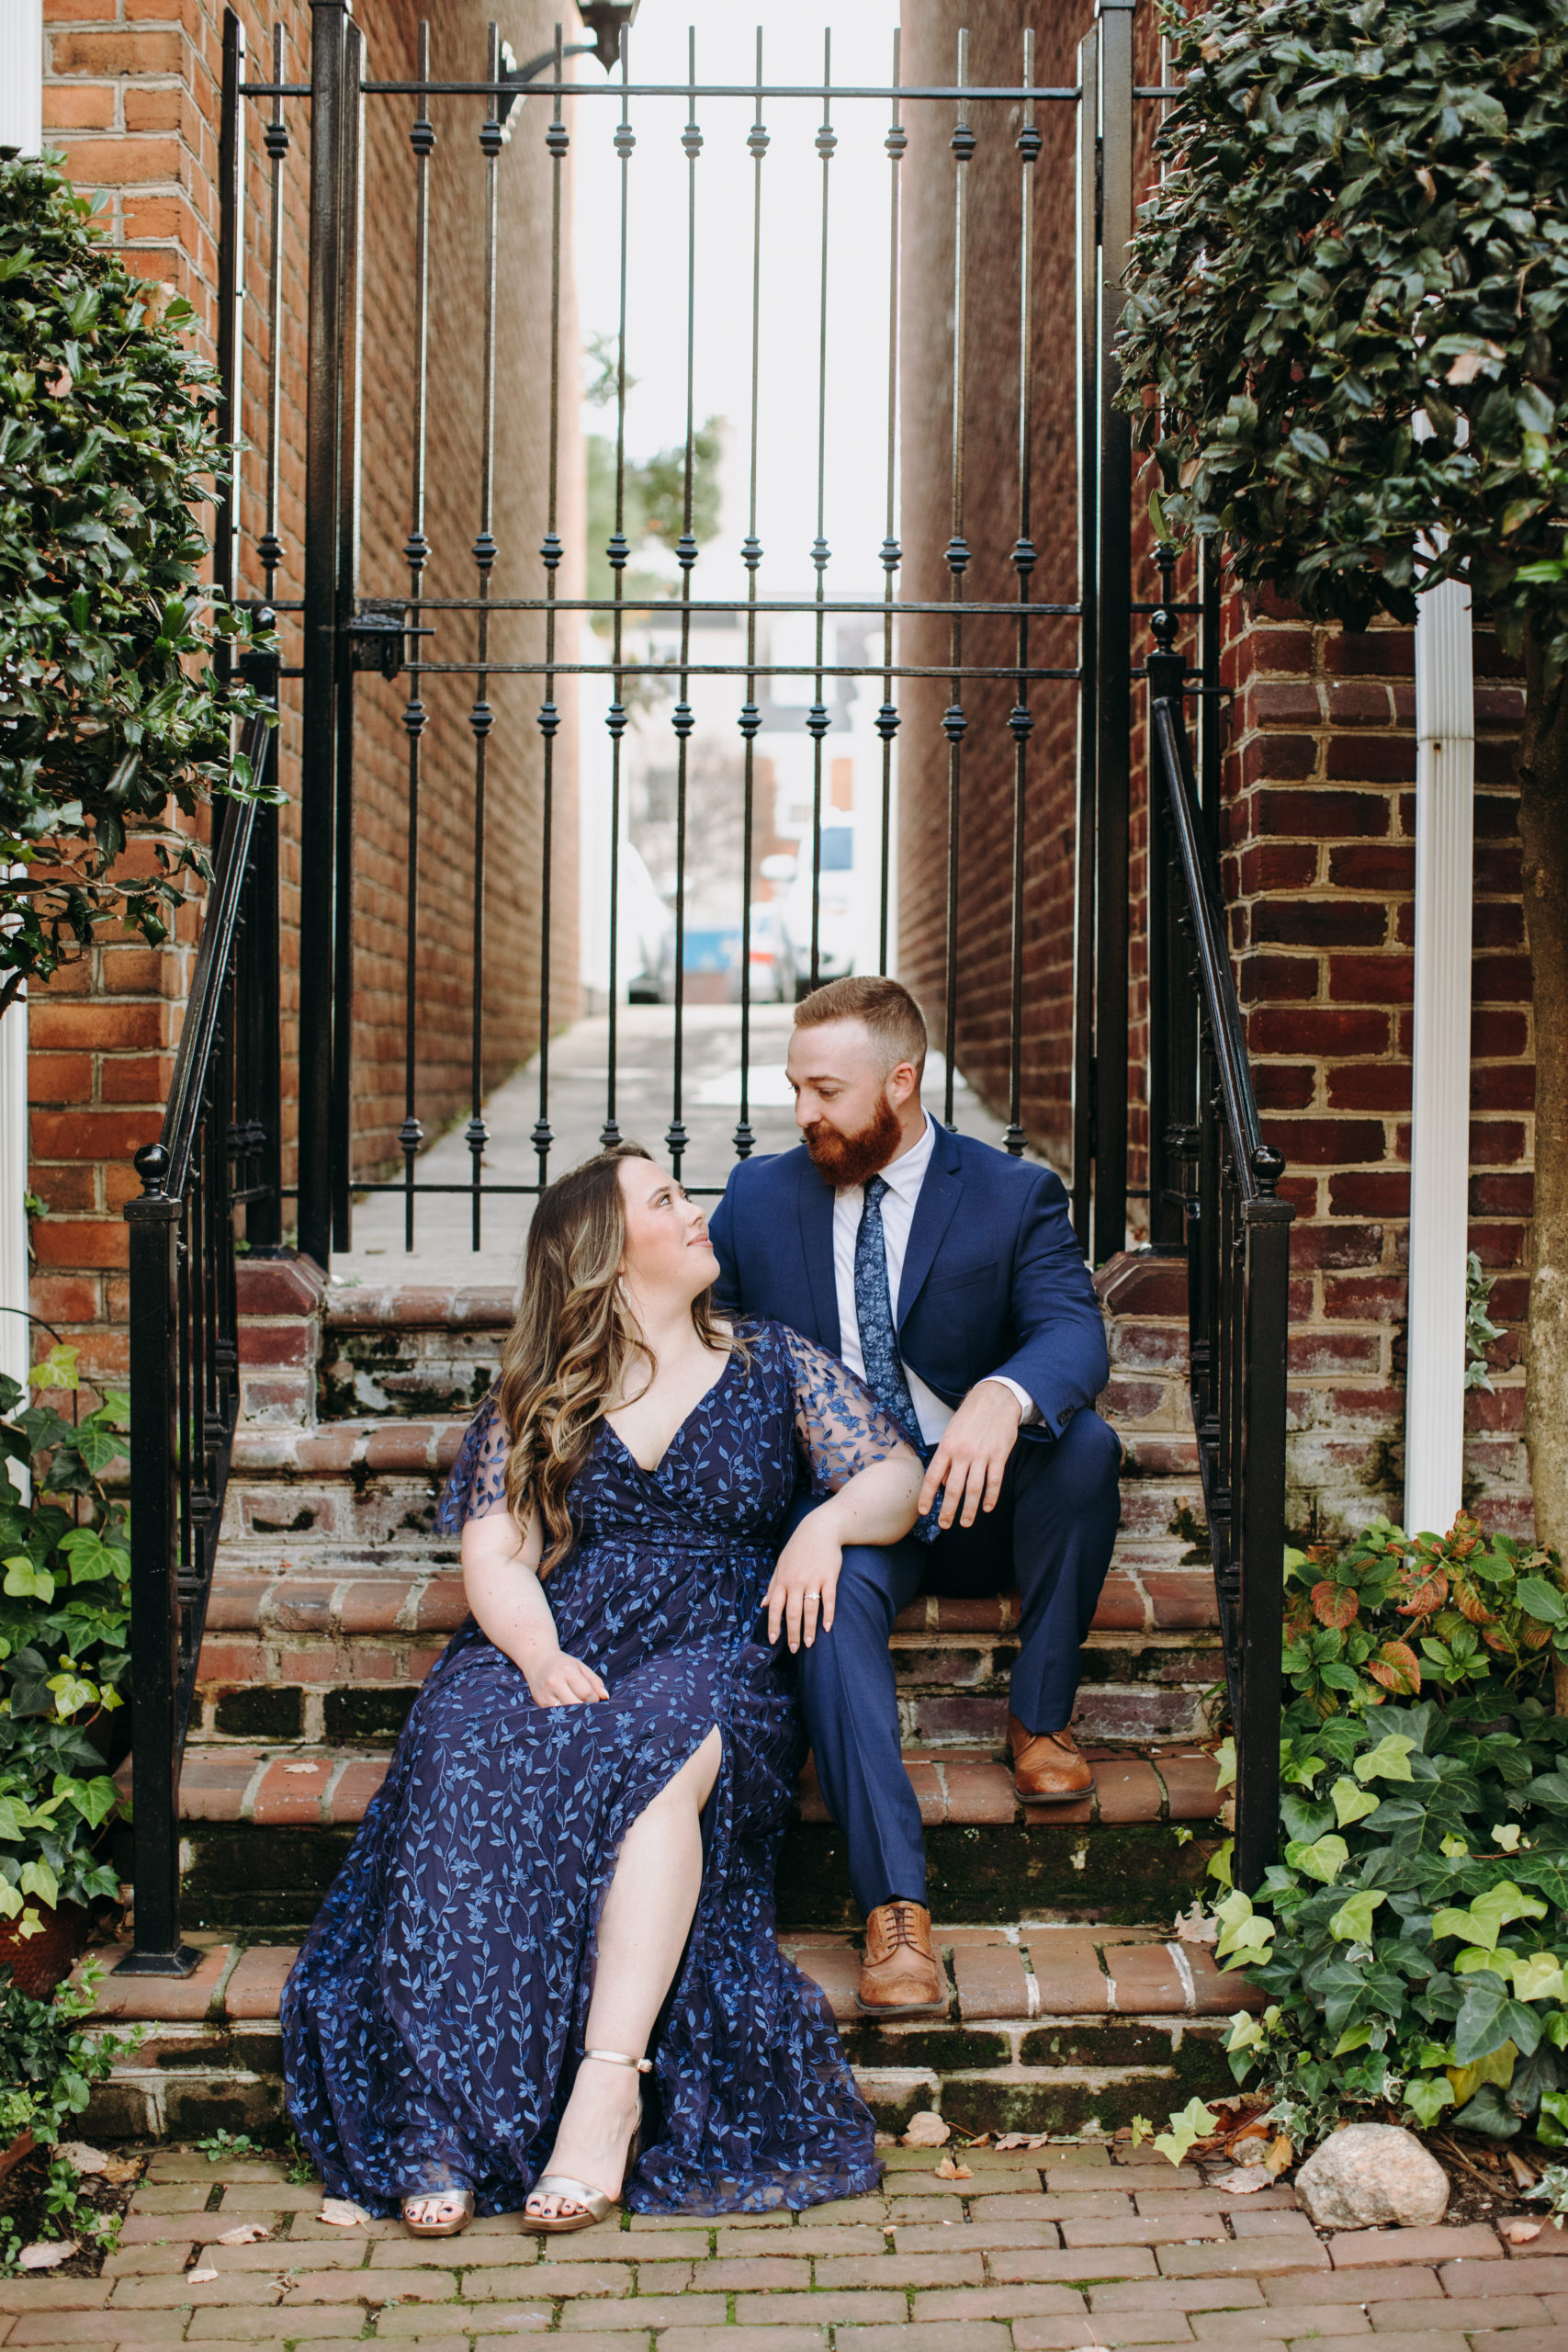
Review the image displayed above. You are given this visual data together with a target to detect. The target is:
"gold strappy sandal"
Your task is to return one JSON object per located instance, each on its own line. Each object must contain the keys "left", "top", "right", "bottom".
{"left": 522, "top": 2047, "right": 651, "bottom": 2235}
{"left": 400, "top": 2188, "right": 475, "bottom": 2237}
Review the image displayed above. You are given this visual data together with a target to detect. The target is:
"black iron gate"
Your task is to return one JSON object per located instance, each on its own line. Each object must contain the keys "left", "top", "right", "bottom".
{"left": 219, "top": 0, "right": 1180, "bottom": 1261}
{"left": 117, "top": 3, "right": 1295, "bottom": 1969}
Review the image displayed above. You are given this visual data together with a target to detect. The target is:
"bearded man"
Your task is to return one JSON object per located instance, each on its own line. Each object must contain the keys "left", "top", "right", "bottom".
{"left": 709, "top": 974, "right": 1120, "bottom": 2016}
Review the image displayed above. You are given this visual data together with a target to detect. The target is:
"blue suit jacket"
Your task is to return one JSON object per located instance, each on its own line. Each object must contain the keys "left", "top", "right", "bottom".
{"left": 707, "top": 1126, "right": 1109, "bottom": 1442}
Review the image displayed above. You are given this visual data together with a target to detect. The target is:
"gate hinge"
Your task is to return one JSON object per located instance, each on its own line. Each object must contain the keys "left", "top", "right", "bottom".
{"left": 344, "top": 598, "right": 406, "bottom": 681}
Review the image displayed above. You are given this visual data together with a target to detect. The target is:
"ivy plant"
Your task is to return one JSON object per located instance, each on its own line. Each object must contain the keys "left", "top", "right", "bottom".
{"left": 1217, "top": 1691, "right": 1568, "bottom": 2143}
{"left": 0, "top": 147, "right": 276, "bottom": 1019}
{"left": 1115, "top": 0, "right": 1568, "bottom": 1563}
{"left": 0, "top": 1347, "right": 130, "bottom": 1935}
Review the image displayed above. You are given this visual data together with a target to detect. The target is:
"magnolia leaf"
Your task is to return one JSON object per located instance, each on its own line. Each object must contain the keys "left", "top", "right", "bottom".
{"left": 1312, "top": 1581, "right": 1359, "bottom": 1630}
{"left": 1329, "top": 1776, "right": 1382, "bottom": 1828}
{"left": 1354, "top": 1735, "right": 1416, "bottom": 1784}
{"left": 1367, "top": 1643, "right": 1421, "bottom": 1696}
{"left": 18, "top": 2242, "right": 76, "bottom": 2270}
{"left": 1329, "top": 1888, "right": 1386, "bottom": 1944}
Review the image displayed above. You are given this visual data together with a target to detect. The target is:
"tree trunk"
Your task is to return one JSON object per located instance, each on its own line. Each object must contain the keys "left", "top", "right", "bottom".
{"left": 1517, "top": 646, "right": 1568, "bottom": 1601}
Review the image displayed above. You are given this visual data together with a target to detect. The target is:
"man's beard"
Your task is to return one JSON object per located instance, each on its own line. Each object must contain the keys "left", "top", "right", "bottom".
{"left": 802, "top": 1091, "right": 904, "bottom": 1189}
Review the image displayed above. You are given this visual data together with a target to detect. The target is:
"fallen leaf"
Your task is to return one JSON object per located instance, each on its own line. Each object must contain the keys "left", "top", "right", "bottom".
{"left": 285, "top": 1762, "right": 320, "bottom": 1776}
{"left": 962, "top": 2132, "right": 994, "bottom": 2146}
{"left": 101, "top": 2154, "right": 141, "bottom": 2185}
{"left": 318, "top": 2198, "right": 372, "bottom": 2227}
{"left": 1507, "top": 2154, "right": 1539, "bottom": 2190}
{"left": 1211, "top": 2165, "right": 1273, "bottom": 2194}
{"left": 18, "top": 2242, "right": 75, "bottom": 2271}
{"left": 1503, "top": 2219, "right": 1542, "bottom": 2245}
{"left": 1262, "top": 2133, "right": 1293, "bottom": 2177}
{"left": 56, "top": 2142, "right": 107, "bottom": 2175}
{"left": 187, "top": 2266, "right": 220, "bottom": 2285}
{"left": 218, "top": 2223, "right": 271, "bottom": 2245}
{"left": 902, "top": 2111, "right": 951, "bottom": 2148}
{"left": 994, "top": 2131, "right": 1051, "bottom": 2151}
{"left": 934, "top": 2155, "right": 973, "bottom": 2180}
{"left": 1174, "top": 1903, "right": 1218, "bottom": 1946}
{"left": 1228, "top": 2132, "right": 1270, "bottom": 2160}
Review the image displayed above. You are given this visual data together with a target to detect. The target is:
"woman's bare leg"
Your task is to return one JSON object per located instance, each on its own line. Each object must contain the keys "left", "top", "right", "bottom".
{"left": 526, "top": 1725, "right": 723, "bottom": 2222}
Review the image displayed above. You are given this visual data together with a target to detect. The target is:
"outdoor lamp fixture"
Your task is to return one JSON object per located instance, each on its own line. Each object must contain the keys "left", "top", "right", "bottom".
{"left": 496, "top": 1, "right": 641, "bottom": 135}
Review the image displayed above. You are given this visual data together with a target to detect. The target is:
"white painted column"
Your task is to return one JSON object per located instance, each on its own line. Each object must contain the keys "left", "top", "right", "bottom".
{"left": 0, "top": 8, "right": 41, "bottom": 1452}
{"left": 0, "top": 5, "right": 43, "bottom": 159}
{"left": 1404, "top": 573, "right": 1475, "bottom": 1535}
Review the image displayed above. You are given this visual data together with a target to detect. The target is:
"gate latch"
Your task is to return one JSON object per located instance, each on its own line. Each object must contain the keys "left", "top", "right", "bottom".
{"left": 345, "top": 599, "right": 407, "bottom": 681}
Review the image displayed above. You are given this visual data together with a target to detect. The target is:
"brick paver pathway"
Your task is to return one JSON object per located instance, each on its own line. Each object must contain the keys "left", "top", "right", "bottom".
{"left": 5, "top": 2142, "right": 1562, "bottom": 2352}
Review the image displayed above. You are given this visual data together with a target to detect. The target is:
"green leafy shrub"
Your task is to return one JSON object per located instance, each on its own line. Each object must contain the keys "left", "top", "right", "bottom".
{"left": 0, "top": 147, "right": 275, "bottom": 1018}
{"left": 0, "top": 1960, "right": 140, "bottom": 2268}
{"left": 0, "top": 1959, "right": 132, "bottom": 2154}
{"left": 1116, "top": 0, "right": 1568, "bottom": 663}
{"left": 0, "top": 1347, "right": 130, "bottom": 1935}
{"left": 1218, "top": 1690, "right": 1568, "bottom": 2142}
{"left": 1283, "top": 1513, "right": 1568, "bottom": 1716}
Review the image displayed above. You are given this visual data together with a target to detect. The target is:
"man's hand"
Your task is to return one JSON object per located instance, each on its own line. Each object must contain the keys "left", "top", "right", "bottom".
{"left": 919, "top": 1380, "right": 1023, "bottom": 1530}
{"left": 765, "top": 1517, "right": 844, "bottom": 1653}
{"left": 525, "top": 1648, "right": 609, "bottom": 1707}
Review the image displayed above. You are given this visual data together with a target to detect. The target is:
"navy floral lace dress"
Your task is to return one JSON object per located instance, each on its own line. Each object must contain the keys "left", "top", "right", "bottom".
{"left": 282, "top": 1318, "right": 906, "bottom": 2218}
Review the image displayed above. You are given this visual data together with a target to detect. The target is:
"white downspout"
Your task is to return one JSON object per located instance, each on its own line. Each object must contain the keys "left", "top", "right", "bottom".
{"left": 1404, "top": 569, "right": 1475, "bottom": 1536}
{"left": 0, "top": 8, "right": 41, "bottom": 1446}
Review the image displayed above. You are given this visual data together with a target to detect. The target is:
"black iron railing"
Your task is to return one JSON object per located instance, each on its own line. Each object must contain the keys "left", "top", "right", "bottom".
{"left": 1145, "top": 582, "right": 1293, "bottom": 1895}
{"left": 118, "top": 705, "right": 280, "bottom": 1974}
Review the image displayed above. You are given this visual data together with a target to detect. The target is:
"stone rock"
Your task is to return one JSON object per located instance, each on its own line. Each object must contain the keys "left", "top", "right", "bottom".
{"left": 1295, "top": 2123, "right": 1450, "bottom": 2231}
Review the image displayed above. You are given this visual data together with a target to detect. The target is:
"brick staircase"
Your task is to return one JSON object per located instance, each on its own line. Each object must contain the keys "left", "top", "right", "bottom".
{"left": 95, "top": 1250, "right": 1244, "bottom": 2142}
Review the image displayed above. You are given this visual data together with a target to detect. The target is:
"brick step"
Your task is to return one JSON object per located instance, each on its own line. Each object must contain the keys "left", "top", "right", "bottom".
{"left": 123, "top": 1743, "right": 1226, "bottom": 1938}
{"left": 80, "top": 1924, "right": 1253, "bottom": 2143}
{"left": 192, "top": 1546, "right": 1224, "bottom": 1755}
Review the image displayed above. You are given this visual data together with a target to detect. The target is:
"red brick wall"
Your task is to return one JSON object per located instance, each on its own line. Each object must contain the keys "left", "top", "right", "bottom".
{"left": 1223, "top": 602, "right": 1531, "bottom": 1537}
{"left": 28, "top": 1, "right": 580, "bottom": 1385}
{"left": 897, "top": 0, "right": 1090, "bottom": 1167}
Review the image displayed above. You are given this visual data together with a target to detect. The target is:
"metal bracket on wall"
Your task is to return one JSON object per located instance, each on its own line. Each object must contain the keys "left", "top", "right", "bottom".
{"left": 344, "top": 598, "right": 410, "bottom": 679}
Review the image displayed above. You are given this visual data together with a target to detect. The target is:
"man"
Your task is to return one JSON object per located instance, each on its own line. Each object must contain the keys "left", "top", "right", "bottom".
{"left": 709, "top": 976, "right": 1120, "bottom": 2017}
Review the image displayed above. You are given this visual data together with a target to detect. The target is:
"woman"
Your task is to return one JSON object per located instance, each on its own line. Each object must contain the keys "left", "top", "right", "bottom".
{"left": 283, "top": 1144, "right": 922, "bottom": 2235}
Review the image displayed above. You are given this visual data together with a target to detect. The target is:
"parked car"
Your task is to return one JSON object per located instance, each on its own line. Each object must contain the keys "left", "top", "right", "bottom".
{"left": 619, "top": 842, "right": 674, "bottom": 1004}
{"left": 776, "top": 828, "right": 856, "bottom": 998}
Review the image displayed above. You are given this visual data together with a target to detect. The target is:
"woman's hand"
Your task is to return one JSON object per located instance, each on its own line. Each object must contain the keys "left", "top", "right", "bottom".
{"left": 765, "top": 1517, "right": 843, "bottom": 1654}
{"left": 525, "top": 1648, "right": 609, "bottom": 1707}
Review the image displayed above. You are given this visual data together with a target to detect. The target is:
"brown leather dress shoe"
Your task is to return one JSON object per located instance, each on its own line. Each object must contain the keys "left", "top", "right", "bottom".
{"left": 856, "top": 1900, "right": 946, "bottom": 2016}
{"left": 1009, "top": 1713, "right": 1093, "bottom": 1802}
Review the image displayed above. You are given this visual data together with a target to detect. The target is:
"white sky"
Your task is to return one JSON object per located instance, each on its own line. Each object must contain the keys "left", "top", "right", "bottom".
{"left": 570, "top": 0, "right": 904, "bottom": 604}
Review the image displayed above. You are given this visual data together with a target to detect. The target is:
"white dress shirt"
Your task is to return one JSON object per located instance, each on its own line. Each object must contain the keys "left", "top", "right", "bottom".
{"left": 831, "top": 1112, "right": 1039, "bottom": 1447}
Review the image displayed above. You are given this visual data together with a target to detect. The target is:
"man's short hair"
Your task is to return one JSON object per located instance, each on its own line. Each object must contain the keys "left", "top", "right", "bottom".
{"left": 794, "top": 975, "right": 928, "bottom": 1076}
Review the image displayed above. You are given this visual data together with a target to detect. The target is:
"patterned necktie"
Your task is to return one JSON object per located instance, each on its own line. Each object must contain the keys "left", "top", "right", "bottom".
{"left": 853, "top": 1174, "right": 926, "bottom": 1459}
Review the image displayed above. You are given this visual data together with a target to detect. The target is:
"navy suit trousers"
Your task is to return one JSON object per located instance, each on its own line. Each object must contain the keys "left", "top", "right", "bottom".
{"left": 794, "top": 1406, "right": 1122, "bottom": 1915}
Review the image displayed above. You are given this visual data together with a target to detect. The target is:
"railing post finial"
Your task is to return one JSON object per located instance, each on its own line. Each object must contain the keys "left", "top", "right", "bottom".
{"left": 1251, "top": 1141, "right": 1286, "bottom": 1196}
{"left": 134, "top": 1141, "right": 170, "bottom": 1197}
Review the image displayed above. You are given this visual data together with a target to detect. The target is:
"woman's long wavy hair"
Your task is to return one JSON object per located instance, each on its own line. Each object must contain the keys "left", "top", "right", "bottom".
{"left": 494, "top": 1144, "right": 736, "bottom": 1571}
